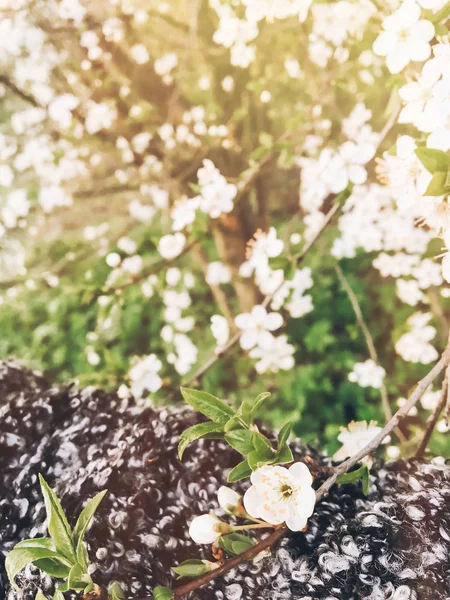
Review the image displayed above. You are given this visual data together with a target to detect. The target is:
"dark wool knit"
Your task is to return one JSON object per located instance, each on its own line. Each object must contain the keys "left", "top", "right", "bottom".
{"left": 1, "top": 361, "right": 449, "bottom": 600}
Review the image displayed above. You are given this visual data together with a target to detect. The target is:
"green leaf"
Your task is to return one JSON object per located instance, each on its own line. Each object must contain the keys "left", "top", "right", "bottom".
{"left": 252, "top": 431, "right": 275, "bottom": 455}
{"left": 153, "top": 586, "right": 174, "bottom": 600}
{"left": 172, "top": 559, "right": 212, "bottom": 579}
{"left": 277, "top": 421, "right": 293, "bottom": 449}
{"left": 67, "top": 562, "right": 89, "bottom": 590}
{"left": 35, "top": 592, "right": 47, "bottom": 600}
{"left": 178, "top": 422, "right": 224, "bottom": 459}
{"left": 415, "top": 147, "right": 449, "bottom": 174}
{"left": 337, "top": 464, "right": 371, "bottom": 496}
{"left": 53, "top": 592, "right": 65, "bottom": 600}
{"left": 180, "top": 388, "right": 234, "bottom": 424}
{"left": 445, "top": 170, "right": 450, "bottom": 188}
{"left": 14, "top": 538, "right": 54, "bottom": 550}
{"left": 219, "top": 533, "right": 255, "bottom": 556}
{"left": 271, "top": 444, "right": 294, "bottom": 465}
{"left": 225, "top": 430, "right": 254, "bottom": 455}
{"left": 252, "top": 392, "right": 271, "bottom": 415}
{"left": 73, "top": 489, "right": 107, "bottom": 567}
{"left": 38, "top": 475, "right": 76, "bottom": 562}
{"left": 6, "top": 547, "right": 70, "bottom": 590}
{"left": 227, "top": 459, "right": 252, "bottom": 482}
{"left": 224, "top": 415, "right": 244, "bottom": 432}
{"left": 109, "top": 582, "right": 126, "bottom": 600}
{"left": 33, "top": 558, "right": 71, "bottom": 579}
{"left": 424, "top": 171, "right": 447, "bottom": 196}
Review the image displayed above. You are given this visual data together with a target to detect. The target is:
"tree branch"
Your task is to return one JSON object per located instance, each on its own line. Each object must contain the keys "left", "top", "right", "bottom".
{"left": 415, "top": 367, "right": 449, "bottom": 459}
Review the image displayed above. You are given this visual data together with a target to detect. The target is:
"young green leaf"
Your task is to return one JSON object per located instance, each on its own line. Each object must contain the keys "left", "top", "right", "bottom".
{"left": 180, "top": 388, "right": 234, "bottom": 424}
{"left": 67, "top": 562, "right": 89, "bottom": 590}
{"left": 172, "top": 559, "right": 212, "bottom": 579}
{"left": 53, "top": 592, "right": 65, "bottom": 600}
{"left": 73, "top": 489, "right": 107, "bottom": 566}
{"left": 6, "top": 547, "right": 70, "bottom": 590}
{"left": 38, "top": 475, "right": 76, "bottom": 562}
{"left": 109, "top": 582, "right": 126, "bottom": 600}
{"left": 415, "top": 147, "right": 449, "bottom": 174}
{"left": 224, "top": 429, "right": 254, "bottom": 455}
{"left": 218, "top": 533, "right": 255, "bottom": 556}
{"left": 35, "top": 591, "right": 47, "bottom": 600}
{"left": 271, "top": 444, "right": 294, "bottom": 465}
{"left": 227, "top": 459, "right": 252, "bottom": 482}
{"left": 424, "top": 171, "right": 447, "bottom": 196}
{"left": 277, "top": 421, "right": 293, "bottom": 449}
{"left": 178, "top": 422, "right": 224, "bottom": 459}
{"left": 224, "top": 415, "right": 247, "bottom": 432}
{"left": 252, "top": 431, "right": 275, "bottom": 455}
{"left": 14, "top": 538, "right": 54, "bottom": 550}
{"left": 252, "top": 392, "right": 271, "bottom": 415}
{"left": 33, "top": 558, "right": 71, "bottom": 579}
{"left": 153, "top": 586, "right": 174, "bottom": 600}
{"left": 337, "top": 464, "right": 371, "bottom": 496}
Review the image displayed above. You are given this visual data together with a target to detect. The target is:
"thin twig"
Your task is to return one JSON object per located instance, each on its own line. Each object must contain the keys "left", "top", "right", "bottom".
{"left": 415, "top": 367, "right": 449, "bottom": 459}
{"left": 333, "top": 262, "right": 408, "bottom": 443}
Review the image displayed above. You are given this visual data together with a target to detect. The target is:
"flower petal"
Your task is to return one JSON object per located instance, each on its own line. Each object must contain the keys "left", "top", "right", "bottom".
{"left": 289, "top": 462, "right": 313, "bottom": 486}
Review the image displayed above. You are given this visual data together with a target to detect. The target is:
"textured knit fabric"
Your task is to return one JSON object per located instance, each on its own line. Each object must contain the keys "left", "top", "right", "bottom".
{"left": 1, "top": 361, "right": 449, "bottom": 600}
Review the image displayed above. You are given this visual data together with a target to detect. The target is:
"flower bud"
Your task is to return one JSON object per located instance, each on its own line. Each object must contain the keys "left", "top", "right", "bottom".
{"left": 189, "top": 514, "right": 230, "bottom": 544}
{"left": 217, "top": 486, "right": 241, "bottom": 514}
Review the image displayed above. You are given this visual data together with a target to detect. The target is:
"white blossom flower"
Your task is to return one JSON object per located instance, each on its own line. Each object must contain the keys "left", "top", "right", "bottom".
{"left": 217, "top": 486, "right": 241, "bottom": 514}
{"left": 348, "top": 359, "right": 386, "bottom": 389}
{"left": 189, "top": 514, "right": 230, "bottom": 544}
{"left": 235, "top": 305, "right": 283, "bottom": 350}
{"left": 324, "top": 142, "right": 375, "bottom": 193}
{"left": 395, "top": 312, "right": 438, "bottom": 364}
{"left": 247, "top": 227, "right": 284, "bottom": 273}
{"left": 128, "top": 354, "right": 163, "bottom": 398}
{"left": 398, "top": 61, "right": 446, "bottom": 132}
{"left": 373, "top": 0, "right": 435, "bottom": 74}
{"left": 211, "top": 315, "right": 230, "bottom": 351}
{"left": 249, "top": 334, "right": 295, "bottom": 374}
{"left": 333, "top": 420, "right": 386, "bottom": 461}
{"left": 243, "top": 463, "right": 316, "bottom": 531}
{"left": 442, "top": 231, "right": 450, "bottom": 283}
{"left": 420, "top": 386, "right": 442, "bottom": 410}
{"left": 206, "top": 262, "right": 231, "bottom": 285}
{"left": 130, "top": 43, "right": 150, "bottom": 64}
{"left": 158, "top": 233, "right": 186, "bottom": 259}
{"left": 200, "top": 180, "right": 237, "bottom": 218}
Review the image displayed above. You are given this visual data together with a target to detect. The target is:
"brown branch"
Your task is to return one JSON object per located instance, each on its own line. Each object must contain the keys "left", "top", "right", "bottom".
{"left": 415, "top": 367, "right": 449, "bottom": 459}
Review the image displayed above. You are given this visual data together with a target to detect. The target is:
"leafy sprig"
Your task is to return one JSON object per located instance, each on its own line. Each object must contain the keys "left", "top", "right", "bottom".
{"left": 178, "top": 388, "right": 294, "bottom": 482}
{"left": 6, "top": 474, "right": 123, "bottom": 600}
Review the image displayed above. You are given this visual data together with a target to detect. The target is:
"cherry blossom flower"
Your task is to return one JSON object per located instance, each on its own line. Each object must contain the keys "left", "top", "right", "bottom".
{"left": 247, "top": 227, "right": 284, "bottom": 272}
{"left": 206, "top": 261, "right": 232, "bottom": 285}
{"left": 128, "top": 354, "right": 163, "bottom": 398}
{"left": 189, "top": 514, "right": 230, "bottom": 544}
{"left": 235, "top": 305, "right": 283, "bottom": 350}
{"left": 398, "top": 61, "right": 446, "bottom": 133}
{"left": 211, "top": 314, "right": 230, "bottom": 351}
{"left": 324, "top": 141, "right": 375, "bottom": 193}
{"left": 395, "top": 312, "right": 438, "bottom": 364}
{"left": 249, "top": 334, "right": 295, "bottom": 374}
{"left": 348, "top": 359, "right": 386, "bottom": 389}
{"left": 158, "top": 233, "right": 186, "bottom": 259}
{"left": 373, "top": 0, "right": 435, "bottom": 74}
{"left": 243, "top": 463, "right": 316, "bottom": 531}
{"left": 333, "top": 420, "right": 386, "bottom": 462}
